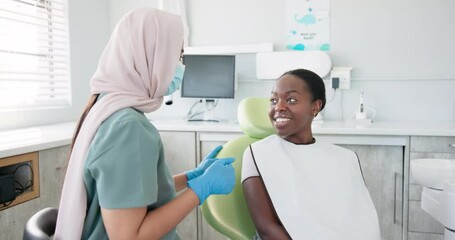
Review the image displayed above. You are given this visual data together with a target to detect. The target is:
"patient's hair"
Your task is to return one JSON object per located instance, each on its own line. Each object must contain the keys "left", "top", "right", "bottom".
{"left": 281, "top": 68, "right": 326, "bottom": 111}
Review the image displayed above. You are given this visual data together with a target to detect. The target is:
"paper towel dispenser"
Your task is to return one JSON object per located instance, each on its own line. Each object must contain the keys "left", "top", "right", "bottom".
{"left": 256, "top": 51, "right": 332, "bottom": 79}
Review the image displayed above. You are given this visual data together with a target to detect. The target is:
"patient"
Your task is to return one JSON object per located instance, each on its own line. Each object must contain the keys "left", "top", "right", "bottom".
{"left": 241, "top": 69, "right": 381, "bottom": 240}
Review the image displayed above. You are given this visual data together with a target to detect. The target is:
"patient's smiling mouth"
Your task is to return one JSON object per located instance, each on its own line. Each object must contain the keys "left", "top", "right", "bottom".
{"left": 274, "top": 116, "right": 292, "bottom": 127}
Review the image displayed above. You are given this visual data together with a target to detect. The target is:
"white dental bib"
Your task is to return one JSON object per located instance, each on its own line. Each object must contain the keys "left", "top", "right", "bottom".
{"left": 251, "top": 135, "right": 381, "bottom": 240}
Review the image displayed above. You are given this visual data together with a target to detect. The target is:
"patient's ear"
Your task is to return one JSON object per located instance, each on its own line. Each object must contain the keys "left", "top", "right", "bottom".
{"left": 312, "top": 100, "right": 322, "bottom": 116}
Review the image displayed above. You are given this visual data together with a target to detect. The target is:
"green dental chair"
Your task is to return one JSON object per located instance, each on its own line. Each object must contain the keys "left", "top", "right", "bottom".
{"left": 201, "top": 97, "right": 274, "bottom": 240}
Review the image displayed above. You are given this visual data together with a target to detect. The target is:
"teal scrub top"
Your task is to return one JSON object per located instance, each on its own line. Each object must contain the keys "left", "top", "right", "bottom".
{"left": 81, "top": 107, "right": 179, "bottom": 240}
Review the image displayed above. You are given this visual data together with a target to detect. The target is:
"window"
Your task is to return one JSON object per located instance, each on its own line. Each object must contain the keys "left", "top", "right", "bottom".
{"left": 0, "top": 0, "right": 71, "bottom": 111}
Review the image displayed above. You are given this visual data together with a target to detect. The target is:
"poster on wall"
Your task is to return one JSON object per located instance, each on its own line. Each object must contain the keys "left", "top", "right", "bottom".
{"left": 286, "top": 0, "right": 330, "bottom": 51}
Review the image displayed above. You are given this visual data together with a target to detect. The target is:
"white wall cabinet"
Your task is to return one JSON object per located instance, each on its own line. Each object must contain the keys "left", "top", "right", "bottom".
{"left": 407, "top": 136, "right": 455, "bottom": 240}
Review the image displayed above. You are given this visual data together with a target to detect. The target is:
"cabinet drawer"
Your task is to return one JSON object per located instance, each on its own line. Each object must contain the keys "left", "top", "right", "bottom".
{"left": 410, "top": 136, "right": 455, "bottom": 153}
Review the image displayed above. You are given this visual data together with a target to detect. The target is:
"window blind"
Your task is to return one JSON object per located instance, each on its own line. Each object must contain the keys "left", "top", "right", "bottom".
{"left": 0, "top": 0, "right": 71, "bottom": 111}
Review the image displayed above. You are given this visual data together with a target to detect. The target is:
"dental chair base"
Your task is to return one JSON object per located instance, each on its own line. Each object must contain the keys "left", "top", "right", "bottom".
{"left": 421, "top": 180, "right": 455, "bottom": 240}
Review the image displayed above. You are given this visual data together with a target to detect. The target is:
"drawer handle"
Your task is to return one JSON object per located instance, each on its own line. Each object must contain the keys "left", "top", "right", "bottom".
{"left": 450, "top": 143, "right": 455, "bottom": 148}
{"left": 394, "top": 172, "right": 397, "bottom": 224}
{"left": 393, "top": 172, "right": 402, "bottom": 225}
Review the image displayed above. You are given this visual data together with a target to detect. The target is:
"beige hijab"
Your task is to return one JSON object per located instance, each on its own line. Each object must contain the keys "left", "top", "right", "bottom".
{"left": 55, "top": 8, "right": 183, "bottom": 239}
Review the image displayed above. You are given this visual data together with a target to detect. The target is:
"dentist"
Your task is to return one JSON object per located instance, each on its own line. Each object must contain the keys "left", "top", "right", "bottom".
{"left": 55, "top": 8, "right": 235, "bottom": 240}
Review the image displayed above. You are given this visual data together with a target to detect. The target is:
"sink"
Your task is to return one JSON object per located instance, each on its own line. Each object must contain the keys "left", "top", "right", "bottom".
{"left": 410, "top": 158, "right": 455, "bottom": 190}
{"left": 410, "top": 158, "right": 455, "bottom": 240}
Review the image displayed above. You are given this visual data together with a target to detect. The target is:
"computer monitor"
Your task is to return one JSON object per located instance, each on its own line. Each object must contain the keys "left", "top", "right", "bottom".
{"left": 181, "top": 54, "right": 236, "bottom": 122}
{"left": 181, "top": 54, "right": 236, "bottom": 99}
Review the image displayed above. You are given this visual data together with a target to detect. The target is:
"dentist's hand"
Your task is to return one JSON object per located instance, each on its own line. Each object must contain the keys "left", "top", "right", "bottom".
{"left": 185, "top": 145, "right": 222, "bottom": 181}
{"left": 188, "top": 157, "right": 236, "bottom": 205}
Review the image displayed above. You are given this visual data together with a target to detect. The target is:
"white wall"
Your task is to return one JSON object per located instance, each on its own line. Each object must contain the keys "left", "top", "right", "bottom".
{"left": 2, "top": 0, "right": 454, "bottom": 131}
{"left": 325, "top": 0, "right": 455, "bottom": 122}
{"left": 109, "top": 0, "right": 159, "bottom": 30}
{"left": 150, "top": 0, "right": 455, "bottom": 122}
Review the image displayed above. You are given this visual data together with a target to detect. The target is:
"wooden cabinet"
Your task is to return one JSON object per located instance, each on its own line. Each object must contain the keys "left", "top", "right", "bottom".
{"left": 160, "top": 131, "right": 198, "bottom": 240}
{"left": 407, "top": 136, "right": 455, "bottom": 240}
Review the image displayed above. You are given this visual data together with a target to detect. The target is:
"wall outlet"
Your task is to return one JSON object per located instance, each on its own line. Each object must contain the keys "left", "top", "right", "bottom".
{"left": 330, "top": 67, "right": 353, "bottom": 90}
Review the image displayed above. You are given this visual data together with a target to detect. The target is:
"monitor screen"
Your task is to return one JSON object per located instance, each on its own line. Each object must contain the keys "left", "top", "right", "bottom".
{"left": 181, "top": 55, "right": 235, "bottom": 99}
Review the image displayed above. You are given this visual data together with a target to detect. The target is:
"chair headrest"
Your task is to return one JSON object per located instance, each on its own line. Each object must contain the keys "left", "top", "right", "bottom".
{"left": 237, "top": 97, "right": 274, "bottom": 139}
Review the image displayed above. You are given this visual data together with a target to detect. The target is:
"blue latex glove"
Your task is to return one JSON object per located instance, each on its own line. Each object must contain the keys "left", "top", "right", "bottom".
{"left": 185, "top": 145, "right": 223, "bottom": 181}
{"left": 188, "top": 157, "right": 236, "bottom": 205}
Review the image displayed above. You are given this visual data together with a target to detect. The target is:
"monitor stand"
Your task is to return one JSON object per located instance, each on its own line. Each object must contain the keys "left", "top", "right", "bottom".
{"left": 187, "top": 99, "right": 219, "bottom": 122}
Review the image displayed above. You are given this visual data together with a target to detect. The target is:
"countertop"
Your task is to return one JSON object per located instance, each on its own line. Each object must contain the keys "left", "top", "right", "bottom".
{"left": 1, "top": 119, "right": 455, "bottom": 158}
{"left": 152, "top": 118, "right": 455, "bottom": 137}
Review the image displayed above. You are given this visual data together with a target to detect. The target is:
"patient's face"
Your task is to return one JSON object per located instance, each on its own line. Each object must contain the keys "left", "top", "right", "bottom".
{"left": 269, "top": 74, "right": 316, "bottom": 144}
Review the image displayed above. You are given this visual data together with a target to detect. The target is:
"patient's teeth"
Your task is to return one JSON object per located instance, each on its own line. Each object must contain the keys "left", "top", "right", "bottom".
{"left": 276, "top": 118, "right": 290, "bottom": 122}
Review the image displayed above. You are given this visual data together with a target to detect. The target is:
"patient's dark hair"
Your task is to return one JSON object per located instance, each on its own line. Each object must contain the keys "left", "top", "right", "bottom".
{"left": 281, "top": 68, "right": 326, "bottom": 111}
